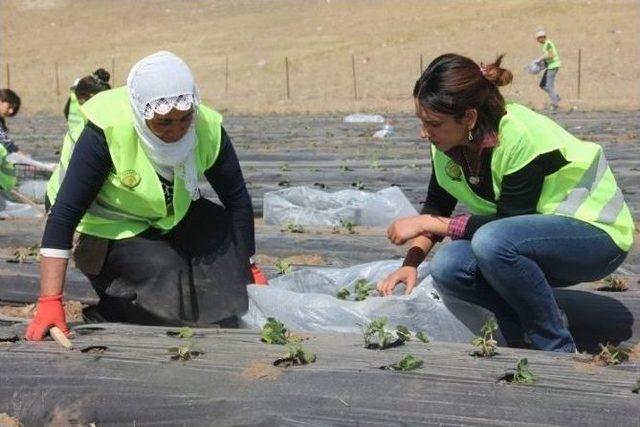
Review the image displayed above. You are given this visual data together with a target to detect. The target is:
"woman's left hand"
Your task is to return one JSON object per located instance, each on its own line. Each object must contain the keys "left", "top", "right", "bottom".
{"left": 386, "top": 216, "right": 426, "bottom": 245}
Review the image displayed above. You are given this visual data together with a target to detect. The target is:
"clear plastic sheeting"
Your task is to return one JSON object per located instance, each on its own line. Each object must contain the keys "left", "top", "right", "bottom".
{"left": 263, "top": 186, "right": 418, "bottom": 227}
{"left": 6, "top": 152, "right": 55, "bottom": 172}
{"left": 0, "top": 192, "right": 43, "bottom": 219}
{"left": 241, "top": 259, "right": 497, "bottom": 343}
{"left": 526, "top": 59, "right": 545, "bottom": 75}
{"left": 17, "top": 180, "right": 48, "bottom": 203}
{"left": 343, "top": 114, "right": 385, "bottom": 123}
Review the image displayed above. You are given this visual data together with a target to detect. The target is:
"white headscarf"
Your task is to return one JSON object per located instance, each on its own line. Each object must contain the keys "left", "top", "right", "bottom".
{"left": 127, "top": 51, "right": 200, "bottom": 200}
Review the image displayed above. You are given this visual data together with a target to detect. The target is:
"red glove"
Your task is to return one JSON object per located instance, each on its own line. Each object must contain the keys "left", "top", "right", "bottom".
{"left": 250, "top": 263, "right": 268, "bottom": 285}
{"left": 25, "top": 294, "right": 69, "bottom": 341}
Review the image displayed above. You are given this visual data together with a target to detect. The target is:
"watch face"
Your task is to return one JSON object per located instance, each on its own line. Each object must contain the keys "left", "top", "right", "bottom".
{"left": 445, "top": 160, "right": 462, "bottom": 181}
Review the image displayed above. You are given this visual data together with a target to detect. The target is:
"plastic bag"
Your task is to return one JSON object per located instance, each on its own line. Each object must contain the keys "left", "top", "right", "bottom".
{"left": 240, "top": 259, "right": 498, "bottom": 343}
{"left": 526, "top": 59, "right": 545, "bottom": 75}
{"left": 343, "top": 114, "right": 385, "bottom": 123}
{"left": 263, "top": 186, "right": 417, "bottom": 227}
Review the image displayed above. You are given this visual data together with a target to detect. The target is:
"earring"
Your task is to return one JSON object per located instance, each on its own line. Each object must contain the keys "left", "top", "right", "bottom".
{"left": 468, "top": 129, "right": 473, "bottom": 142}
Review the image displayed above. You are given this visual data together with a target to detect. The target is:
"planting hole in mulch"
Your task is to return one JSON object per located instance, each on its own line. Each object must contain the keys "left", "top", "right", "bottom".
{"left": 74, "top": 327, "right": 106, "bottom": 336}
{"left": 273, "top": 357, "right": 300, "bottom": 368}
{"left": 0, "top": 335, "right": 19, "bottom": 343}
{"left": 80, "top": 345, "right": 107, "bottom": 354}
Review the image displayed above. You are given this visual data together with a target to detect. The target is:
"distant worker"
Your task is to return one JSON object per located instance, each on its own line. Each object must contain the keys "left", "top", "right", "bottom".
{"left": 0, "top": 89, "right": 22, "bottom": 156}
{"left": 63, "top": 68, "right": 111, "bottom": 141}
{"left": 27, "top": 51, "right": 267, "bottom": 342}
{"left": 47, "top": 69, "right": 112, "bottom": 209}
{"left": 535, "top": 29, "right": 561, "bottom": 110}
{"left": 377, "top": 53, "right": 634, "bottom": 353}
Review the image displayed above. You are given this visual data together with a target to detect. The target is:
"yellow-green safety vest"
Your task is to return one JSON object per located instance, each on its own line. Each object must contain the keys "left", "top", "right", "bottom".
{"left": 0, "top": 144, "right": 17, "bottom": 191}
{"left": 67, "top": 91, "right": 86, "bottom": 142}
{"left": 47, "top": 86, "right": 223, "bottom": 240}
{"left": 432, "top": 103, "right": 634, "bottom": 251}
{"left": 543, "top": 39, "right": 561, "bottom": 70}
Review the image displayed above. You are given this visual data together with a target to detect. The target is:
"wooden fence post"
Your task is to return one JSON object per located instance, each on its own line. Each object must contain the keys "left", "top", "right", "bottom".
{"left": 351, "top": 54, "right": 358, "bottom": 101}
{"left": 577, "top": 48, "right": 582, "bottom": 99}
{"left": 420, "top": 54, "right": 424, "bottom": 74}
{"left": 55, "top": 62, "right": 60, "bottom": 96}
{"left": 111, "top": 57, "right": 116, "bottom": 86}
{"left": 285, "top": 56, "right": 290, "bottom": 99}
{"left": 225, "top": 55, "right": 229, "bottom": 95}
{"left": 6, "top": 63, "right": 10, "bottom": 88}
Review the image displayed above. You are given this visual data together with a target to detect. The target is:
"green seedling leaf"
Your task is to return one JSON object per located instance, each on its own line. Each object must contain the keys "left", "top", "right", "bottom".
{"left": 383, "top": 354, "right": 424, "bottom": 371}
{"left": 341, "top": 165, "right": 354, "bottom": 171}
{"left": 280, "top": 163, "right": 290, "bottom": 171}
{"left": 261, "top": 317, "right": 289, "bottom": 345}
{"left": 416, "top": 331, "right": 429, "bottom": 343}
{"left": 597, "top": 275, "right": 629, "bottom": 292}
{"left": 168, "top": 342, "right": 203, "bottom": 361}
{"left": 511, "top": 358, "right": 536, "bottom": 384}
{"left": 283, "top": 223, "right": 305, "bottom": 233}
{"left": 363, "top": 317, "right": 403, "bottom": 350}
{"left": 339, "top": 219, "right": 357, "bottom": 234}
{"left": 336, "top": 287, "right": 351, "bottom": 300}
{"left": 354, "top": 279, "right": 374, "bottom": 301}
{"left": 275, "top": 259, "right": 293, "bottom": 275}
{"left": 166, "top": 326, "right": 195, "bottom": 338}
{"left": 593, "top": 343, "right": 631, "bottom": 366}
{"left": 471, "top": 318, "right": 498, "bottom": 357}
{"left": 351, "top": 181, "right": 365, "bottom": 190}
{"left": 395, "top": 325, "right": 411, "bottom": 342}
{"left": 632, "top": 379, "right": 640, "bottom": 394}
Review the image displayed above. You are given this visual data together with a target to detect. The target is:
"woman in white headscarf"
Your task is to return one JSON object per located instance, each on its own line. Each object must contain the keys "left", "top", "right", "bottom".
{"left": 27, "top": 52, "right": 267, "bottom": 341}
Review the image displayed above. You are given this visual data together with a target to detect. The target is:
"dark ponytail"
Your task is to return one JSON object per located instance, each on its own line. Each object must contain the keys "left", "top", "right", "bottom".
{"left": 75, "top": 68, "right": 111, "bottom": 103}
{"left": 413, "top": 53, "right": 512, "bottom": 141}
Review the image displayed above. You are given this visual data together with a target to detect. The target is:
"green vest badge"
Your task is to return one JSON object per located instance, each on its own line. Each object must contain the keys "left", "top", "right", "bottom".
{"left": 119, "top": 169, "right": 141, "bottom": 189}
{"left": 445, "top": 160, "right": 462, "bottom": 181}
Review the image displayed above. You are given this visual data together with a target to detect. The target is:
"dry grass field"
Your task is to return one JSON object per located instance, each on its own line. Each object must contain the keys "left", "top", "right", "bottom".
{"left": 1, "top": 0, "right": 639, "bottom": 115}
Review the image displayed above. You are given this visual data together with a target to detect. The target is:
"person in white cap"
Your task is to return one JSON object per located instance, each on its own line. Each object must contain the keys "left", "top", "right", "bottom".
{"left": 535, "top": 29, "right": 561, "bottom": 110}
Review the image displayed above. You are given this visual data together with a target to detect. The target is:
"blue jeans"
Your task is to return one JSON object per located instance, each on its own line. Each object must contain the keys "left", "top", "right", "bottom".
{"left": 430, "top": 215, "right": 627, "bottom": 352}
{"left": 539, "top": 68, "right": 560, "bottom": 107}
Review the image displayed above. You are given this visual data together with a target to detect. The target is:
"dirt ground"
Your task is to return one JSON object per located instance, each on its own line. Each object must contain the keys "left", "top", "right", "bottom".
{"left": 1, "top": 0, "right": 639, "bottom": 115}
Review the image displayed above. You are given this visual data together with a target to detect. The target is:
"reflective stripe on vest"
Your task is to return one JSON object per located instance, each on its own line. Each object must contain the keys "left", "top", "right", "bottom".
{"left": 554, "top": 148, "right": 624, "bottom": 224}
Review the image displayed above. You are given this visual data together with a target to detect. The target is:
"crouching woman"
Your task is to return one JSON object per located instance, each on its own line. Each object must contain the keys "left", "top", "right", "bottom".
{"left": 27, "top": 51, "right": 266, "bottom": 340}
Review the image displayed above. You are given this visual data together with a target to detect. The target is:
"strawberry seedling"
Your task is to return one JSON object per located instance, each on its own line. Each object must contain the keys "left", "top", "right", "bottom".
{"left": 395, "top": 325, "right": 411, "bottom": 342}
{"left": 275, "top": 259, "right": 292, "bottom": 275}
{"left": 351, "top": 181, "right": 366, "bottom": 190}
{"left": 339, "top": 219, "right": 357, "bottom": 234}
{"left": 261, "top": 317, "right": 289, "bottom": 344}
{"left": 415, "top": 331, "right": 429, "bottom": 343}
{"left": 382, "top": 354, "right": 424, "bottom": 371}
{"left": 354, "top": 279, "right": 374, "bottom": 301}
{"left": 593, "top": 343, "right": 631, "bottom": 366}
{"left": 336, "top": 287, "right": 351, "bottom": 300}
{"left": 280, "top": 163, "right": 290, "bottom": 171}
{"left": 632, "top": 379, "right": 639, "bottom": 394}
{"left": 597, "top": 275, "right": 629, "bottom": 292}
{"left": 363, "top": 317, "right": 404, "bottom": 350}
{"left": 471, "top": 319, "right": 498, "bottom": 357}
{"left": 283, "top": 223, "right": 305, "bottom": 233}
{"left": 166, "top": 326, "right": 195, "bottom": 338}
{"left": 504, "top": 358, "right": 536, "bottom": 384}
{"left": 168, "top": 342, "right": 203, "bottom": 361}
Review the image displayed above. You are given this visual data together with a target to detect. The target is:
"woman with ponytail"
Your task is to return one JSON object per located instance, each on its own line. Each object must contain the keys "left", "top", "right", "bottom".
{"left": 377, "top": 53, "right": 634, "bottom": 352}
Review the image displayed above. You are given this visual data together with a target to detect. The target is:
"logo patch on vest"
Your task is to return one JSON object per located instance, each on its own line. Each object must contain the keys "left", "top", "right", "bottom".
{"left": 119, "top": 170, "right": 141, "bottom": 189}
{"left": 445, "top": 160, "right": 462, "bottom": 181}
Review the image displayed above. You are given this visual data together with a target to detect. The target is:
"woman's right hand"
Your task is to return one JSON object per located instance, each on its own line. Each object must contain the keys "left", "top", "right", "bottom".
{"left": 25, "top": 294, "right": 69, "bottom": 341}
{"left": 377, "top": 266, "right": 418, "bottom": 296}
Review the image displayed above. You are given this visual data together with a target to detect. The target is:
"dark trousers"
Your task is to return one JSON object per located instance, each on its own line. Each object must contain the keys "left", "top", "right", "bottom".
{"left": 75, "top": 199, "right": 251, "bottom": 327}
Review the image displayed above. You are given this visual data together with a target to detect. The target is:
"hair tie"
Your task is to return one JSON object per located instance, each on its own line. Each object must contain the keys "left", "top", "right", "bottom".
{"left": 479, "top": 63, "right": 487, "bottom": 77}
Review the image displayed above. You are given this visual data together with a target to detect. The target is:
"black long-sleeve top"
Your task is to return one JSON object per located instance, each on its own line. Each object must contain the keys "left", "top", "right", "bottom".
{"left": 42, "top": 122, "right": 255, "bottom": 254}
